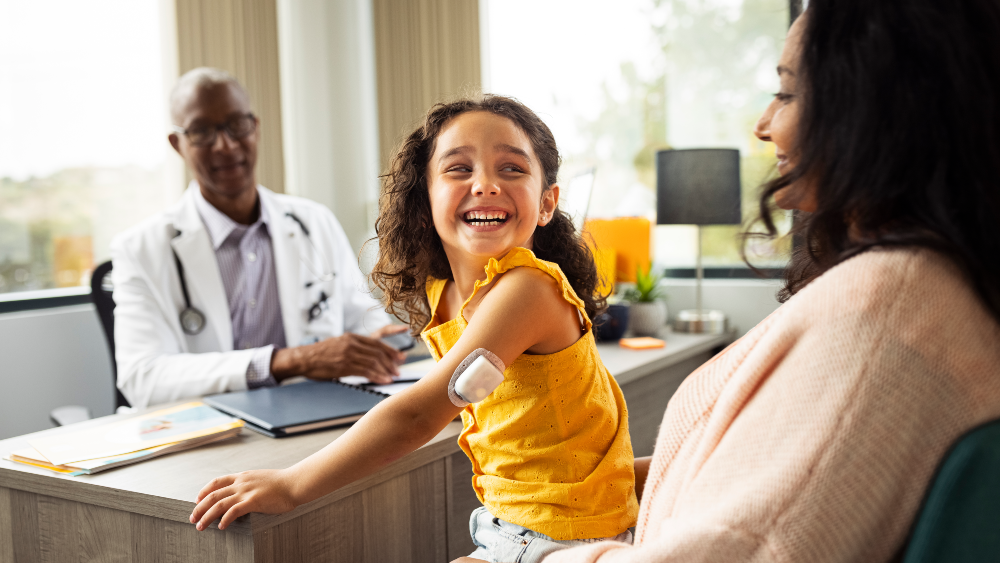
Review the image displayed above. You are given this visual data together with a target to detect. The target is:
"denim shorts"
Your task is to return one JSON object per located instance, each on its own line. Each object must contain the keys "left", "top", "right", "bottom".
{"left": 467, "top": 506, "right": 633, "bottom": 563}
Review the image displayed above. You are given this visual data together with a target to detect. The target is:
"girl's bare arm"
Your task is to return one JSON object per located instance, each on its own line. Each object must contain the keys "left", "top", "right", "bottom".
{"left": 190, "top": 267, "right": 577, "bottom": 530}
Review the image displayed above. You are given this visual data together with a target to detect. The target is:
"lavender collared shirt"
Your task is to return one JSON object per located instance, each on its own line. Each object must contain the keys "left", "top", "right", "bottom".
{"left": 193, "top": 188, "right": 285, "bottom": 388}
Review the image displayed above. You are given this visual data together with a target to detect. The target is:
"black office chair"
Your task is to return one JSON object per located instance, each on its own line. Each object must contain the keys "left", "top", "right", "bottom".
{"left": 49, "top": 260, "right": 129, "bottom": 426}
{"left": 92, "top": 260, "right": 130, "bottom": 411}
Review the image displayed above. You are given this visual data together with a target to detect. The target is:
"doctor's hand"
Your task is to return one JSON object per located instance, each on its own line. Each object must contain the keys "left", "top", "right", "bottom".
{"left": 271, "top": 332, "right": 406, "bottom": 384}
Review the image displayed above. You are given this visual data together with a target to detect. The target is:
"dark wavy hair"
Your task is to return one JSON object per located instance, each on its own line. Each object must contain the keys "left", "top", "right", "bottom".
{"left": 370, "top": 95, "right": 606, "bottom": 334}
{"left": 749, "top": 0, "right": 1000, "bottom": 322}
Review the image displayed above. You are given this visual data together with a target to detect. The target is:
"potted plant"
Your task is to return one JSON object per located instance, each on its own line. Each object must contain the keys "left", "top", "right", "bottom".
{"left": 622, "top": 264, "right": 667, "bottom": 336}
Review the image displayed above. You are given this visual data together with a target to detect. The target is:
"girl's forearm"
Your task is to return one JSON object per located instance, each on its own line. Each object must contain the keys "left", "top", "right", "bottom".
{"left": 284, "top": 394, "right": 459, "bottom": 506}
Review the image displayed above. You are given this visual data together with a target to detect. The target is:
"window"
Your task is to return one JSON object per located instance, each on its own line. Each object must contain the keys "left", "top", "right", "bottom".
{"left": 0, "top": 0, "right": 176, "bottom": 297}
{"left": 485, "top": 0, "right": 792, "bottom": 271}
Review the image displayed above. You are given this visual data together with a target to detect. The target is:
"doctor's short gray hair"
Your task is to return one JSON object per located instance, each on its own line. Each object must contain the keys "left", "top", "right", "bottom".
{"left": 169, "top": 67, "right": 248, "bottom": 124}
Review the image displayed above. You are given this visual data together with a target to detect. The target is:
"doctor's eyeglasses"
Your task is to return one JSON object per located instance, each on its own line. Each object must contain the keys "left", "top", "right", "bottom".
{"left": 172, "top": 113, "right": 257, "bottom": 147}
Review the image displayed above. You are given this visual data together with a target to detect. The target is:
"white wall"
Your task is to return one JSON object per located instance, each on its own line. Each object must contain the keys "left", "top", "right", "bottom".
{"left": 0, "top": 305, "right": 115, "bottom": 440}
{"left": 276, "top": 0, "right": 381, "bottom": 253}
{"left": 661, "top": 278, "right": 783, "bottom": 336}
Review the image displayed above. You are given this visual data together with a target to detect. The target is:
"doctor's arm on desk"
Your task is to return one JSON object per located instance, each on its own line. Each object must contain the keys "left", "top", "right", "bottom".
{"left": 111, "top": 239, "right": 409, "bottom": 408}
{"left": 268, "top": 325, "right": 408, "bottom": 384}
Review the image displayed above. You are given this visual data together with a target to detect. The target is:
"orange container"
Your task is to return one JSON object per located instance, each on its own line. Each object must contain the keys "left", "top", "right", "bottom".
{"left": 583, "top": 217, "right": 651, "bottom": 283}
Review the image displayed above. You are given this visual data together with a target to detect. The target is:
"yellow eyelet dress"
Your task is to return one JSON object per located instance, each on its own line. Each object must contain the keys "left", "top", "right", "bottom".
{"left": 421, "top": 247, "right": 638, "bottom": 541}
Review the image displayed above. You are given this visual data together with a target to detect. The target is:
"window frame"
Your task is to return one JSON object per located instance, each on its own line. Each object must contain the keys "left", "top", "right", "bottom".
{"left": 0, "top": 286, "right": 91, "bottom": 314}
{"left": 663, "top": 267, "right": 784, "bottom": 280}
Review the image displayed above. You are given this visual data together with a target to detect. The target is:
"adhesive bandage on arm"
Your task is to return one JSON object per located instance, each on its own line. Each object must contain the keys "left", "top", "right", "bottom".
{"left": 448, "top": 348, "right": 506, "bottom": 407}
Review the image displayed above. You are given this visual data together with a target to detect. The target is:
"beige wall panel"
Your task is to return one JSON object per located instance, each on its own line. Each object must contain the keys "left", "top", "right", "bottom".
{"left": 174, "top": 0, "right": 286, "bottom": 193}
{"left": 373, "top": 0, "right": 482, "bottom": 171}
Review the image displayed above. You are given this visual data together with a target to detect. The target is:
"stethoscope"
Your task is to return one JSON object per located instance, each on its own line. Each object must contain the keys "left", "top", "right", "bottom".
{"left": 283, "top": 212, "right": 337, "bottom": 322}
{"left": 172, "top": 212, "right": 336, "bottom": 336}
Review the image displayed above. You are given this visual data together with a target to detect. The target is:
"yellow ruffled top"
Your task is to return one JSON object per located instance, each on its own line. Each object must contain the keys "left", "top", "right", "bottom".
{"left": 421, "top": 247, "right": 638, "bottom": 540}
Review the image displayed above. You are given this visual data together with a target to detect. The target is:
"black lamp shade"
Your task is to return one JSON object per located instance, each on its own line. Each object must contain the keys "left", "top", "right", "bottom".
{"left": 656, "top": 148, "right": 742, "bottom": 225}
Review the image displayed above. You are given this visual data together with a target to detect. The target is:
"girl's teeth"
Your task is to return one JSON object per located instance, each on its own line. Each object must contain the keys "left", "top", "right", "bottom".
{"left": 464, "top": 211, "right": 507, "bottom": 222}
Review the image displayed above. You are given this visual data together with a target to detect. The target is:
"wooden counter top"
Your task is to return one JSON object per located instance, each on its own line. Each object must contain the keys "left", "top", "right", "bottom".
{"left": 0, "top": 329, "right": 730, "bottom": 537}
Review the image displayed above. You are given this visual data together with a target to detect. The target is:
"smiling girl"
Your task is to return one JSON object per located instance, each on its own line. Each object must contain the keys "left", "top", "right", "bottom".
{"left": 190, "top": 96, "right": 638, "bottom": 562}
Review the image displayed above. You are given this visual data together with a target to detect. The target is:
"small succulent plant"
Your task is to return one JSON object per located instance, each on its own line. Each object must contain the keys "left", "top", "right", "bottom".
{"left": 622, "top": 264, "right": 663, "bottom": 303}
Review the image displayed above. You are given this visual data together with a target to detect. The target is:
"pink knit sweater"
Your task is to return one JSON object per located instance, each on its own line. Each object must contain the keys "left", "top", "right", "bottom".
{"left": 546, "top": 248, "right": 1000, "bottom": 562}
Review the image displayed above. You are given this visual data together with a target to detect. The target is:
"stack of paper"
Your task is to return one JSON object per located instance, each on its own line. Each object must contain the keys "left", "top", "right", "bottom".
{"left": 3, "top": 402, "right": 243, "bottom": 476}
{"left": 339, "top": 357, "right": 435, "bottom": 396}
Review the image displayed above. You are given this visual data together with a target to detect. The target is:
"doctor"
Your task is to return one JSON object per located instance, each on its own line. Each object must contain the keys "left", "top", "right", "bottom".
{"left": 111, "top": 67, "right": 406, "bottom": 409}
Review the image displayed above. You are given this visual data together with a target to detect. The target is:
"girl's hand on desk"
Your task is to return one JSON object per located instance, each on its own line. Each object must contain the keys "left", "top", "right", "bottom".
{"left": 190, "top": 468, "right": 298, "bottom": 531}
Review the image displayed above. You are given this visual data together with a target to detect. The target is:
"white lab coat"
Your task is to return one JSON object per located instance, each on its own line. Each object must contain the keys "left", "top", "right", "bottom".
{"left": 110, "top": 184, "right": 391, "bottom": 408}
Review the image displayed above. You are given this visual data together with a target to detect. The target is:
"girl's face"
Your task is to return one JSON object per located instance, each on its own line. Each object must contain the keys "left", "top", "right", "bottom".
{"left": 427, "top": 111, "right": 558, "bottom": 262}
{"left": 754, "top": 17, "right": 817, "bottom": 212}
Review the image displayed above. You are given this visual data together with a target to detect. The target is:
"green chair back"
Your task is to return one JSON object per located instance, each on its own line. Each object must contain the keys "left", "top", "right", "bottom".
{"left": 902, "top": 419, "right": 1000, "bottom": 562}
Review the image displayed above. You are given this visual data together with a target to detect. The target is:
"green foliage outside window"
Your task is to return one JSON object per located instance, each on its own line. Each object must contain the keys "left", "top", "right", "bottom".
{"left": 553, "top": 0, "right": 792, "bottom": 268}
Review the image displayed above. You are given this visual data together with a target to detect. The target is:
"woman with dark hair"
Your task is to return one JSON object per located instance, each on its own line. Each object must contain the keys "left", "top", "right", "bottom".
{"left": 536, "top": 1, "right": 1000, "bottom": 561}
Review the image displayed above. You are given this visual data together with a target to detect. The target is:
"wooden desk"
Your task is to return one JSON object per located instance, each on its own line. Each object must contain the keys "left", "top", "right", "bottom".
{"left": 0, "top": 330, "right": 729, "bottom": 563}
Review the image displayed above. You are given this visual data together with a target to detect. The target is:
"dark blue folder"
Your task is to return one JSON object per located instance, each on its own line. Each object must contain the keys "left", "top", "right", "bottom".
{"left": 204, "top": 380, "right": 386, "bottom": 438}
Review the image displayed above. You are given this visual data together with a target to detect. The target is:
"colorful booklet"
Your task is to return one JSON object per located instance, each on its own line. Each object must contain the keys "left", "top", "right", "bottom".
{"left": 6, "top": 430, "right": 240, "bottom": 476}
{"left": 15, "top": 402, "right": 243, "bottom": 469}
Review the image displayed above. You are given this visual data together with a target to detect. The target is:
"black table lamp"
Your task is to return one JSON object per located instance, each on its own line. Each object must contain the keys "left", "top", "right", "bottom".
{"left": 656, "top": 148, "right": 742, "bottom": 333}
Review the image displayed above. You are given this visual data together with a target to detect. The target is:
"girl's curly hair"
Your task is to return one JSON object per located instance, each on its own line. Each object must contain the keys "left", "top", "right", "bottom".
{"left": 370, "top": 95, "right": 606, "bottom": 334}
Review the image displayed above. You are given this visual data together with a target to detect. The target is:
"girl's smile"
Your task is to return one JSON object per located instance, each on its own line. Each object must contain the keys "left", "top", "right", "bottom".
{"left": 461, "top": 206, "right": 511, "bottom": 231}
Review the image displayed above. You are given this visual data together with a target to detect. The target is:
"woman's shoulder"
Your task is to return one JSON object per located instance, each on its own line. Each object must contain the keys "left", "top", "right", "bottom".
{"left": 787, "top": 247, "right": 997, "bottom": 340}
{"left": 794, "top": 247, "right": 958, "bottom": 308}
